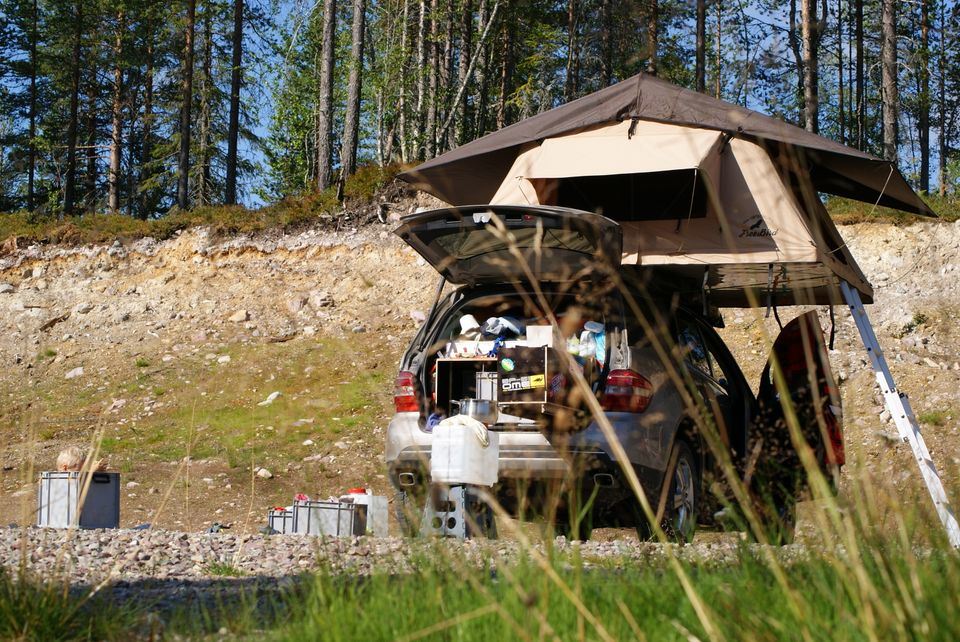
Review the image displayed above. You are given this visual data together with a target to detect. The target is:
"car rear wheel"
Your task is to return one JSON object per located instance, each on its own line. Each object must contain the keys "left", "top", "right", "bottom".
{"left": 660, "top": 440, "right": 698, "bottom": 542}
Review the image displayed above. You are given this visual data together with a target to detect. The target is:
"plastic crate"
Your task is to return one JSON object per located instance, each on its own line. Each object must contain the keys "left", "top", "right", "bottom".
{"left": 36, "top": 471, "right": 120, "bottom": 529}
{"left": 267, "top": 507, "right": 294, "bottom": 534}
{"left": 292, "top": 500, "right": 363, "bottom": 536}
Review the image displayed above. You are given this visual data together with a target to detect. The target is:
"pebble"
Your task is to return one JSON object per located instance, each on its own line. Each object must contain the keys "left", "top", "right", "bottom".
{"left": 65, "top": 366, "right": 84, "bottom": 380}
{"left": 256, "top": 468, "right": 273, "bottom": 479}
{"left": 228, "top": 310, "right": 249, "bottom": 323}
{"left": 0, "top": 283, "right": 14, "bottom": 294}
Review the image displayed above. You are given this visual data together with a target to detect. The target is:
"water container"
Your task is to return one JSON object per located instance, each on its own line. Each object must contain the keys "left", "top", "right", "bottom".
{"left": 430, "top": 415, "right": 500, "bottom": 486}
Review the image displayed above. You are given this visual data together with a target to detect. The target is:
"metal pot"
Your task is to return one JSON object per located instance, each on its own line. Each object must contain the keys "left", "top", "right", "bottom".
{"left": 454, "top": 398, "right": 499, "bottom": 425}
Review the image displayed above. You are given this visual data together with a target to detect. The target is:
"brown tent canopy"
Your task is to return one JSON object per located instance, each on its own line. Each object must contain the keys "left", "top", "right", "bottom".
{"left": 399, "top": 72, "right": 931, "bottom": 216}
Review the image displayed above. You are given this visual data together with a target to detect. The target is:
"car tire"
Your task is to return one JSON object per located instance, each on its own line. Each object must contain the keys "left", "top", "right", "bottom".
{"left": 394, "top": 490, "right": 423, "bottom": 537}
{"left": 659, "top": 440, "right": 698, "bottom": 543}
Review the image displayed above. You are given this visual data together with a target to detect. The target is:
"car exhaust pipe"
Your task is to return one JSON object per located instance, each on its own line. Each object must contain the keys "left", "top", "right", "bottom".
{"left": 398, "top": 472, "right": 417, "bottom": 487}
{"left": 593, "top": 473, "right": 616, "bottom": 488}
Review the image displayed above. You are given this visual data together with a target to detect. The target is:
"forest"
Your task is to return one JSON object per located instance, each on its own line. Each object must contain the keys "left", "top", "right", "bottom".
{"left": 1, "top": 0, "right": 959, "bottom": 218}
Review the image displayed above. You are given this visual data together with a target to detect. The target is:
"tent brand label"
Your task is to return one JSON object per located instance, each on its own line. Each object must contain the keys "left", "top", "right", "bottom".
{"left": 501, "top": 374, "right": 546, "bottom": 392}
{"left": 738, "top": 214, "right": 778, "bottom": 238}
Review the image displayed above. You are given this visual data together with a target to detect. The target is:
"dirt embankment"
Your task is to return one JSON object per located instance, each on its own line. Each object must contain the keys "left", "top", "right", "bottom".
{"left": 1, "top": 218, "right": 959, "bottom": 534}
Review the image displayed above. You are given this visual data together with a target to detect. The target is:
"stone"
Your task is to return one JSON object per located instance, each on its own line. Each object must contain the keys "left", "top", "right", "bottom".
{"left": 302, "top": 439, "right": 315, "bottom": 447}
{"left": 217, "top": 355, "right": 231, "bottom": 364}
{"left": 286, "top": 296, "right": 308, "bottom": 314}
{"left": 65, "top": 366, "right": 84, "bottom": 380}
{"left": 0, "top": 283, "right": 13, "bottom": 294}
{"left": 75, "top": 303, "right": 93, "bottom": 314}
{"left": 879, "top": 409, "right": 891, "bottom": 424}
{"left": 228, "top": 310, "right": 249, "bottom": 323}
{"left": 127, "top": 481, "right": 140, "bottom": 488}
{"left": 258, "top": 391, "right": 281, "bottom": 406}
{"left": 256, "top": 468, "right": 273, "bottom": 479}
{"left": 308, "top": 290, "right": 333, "bottom": 309}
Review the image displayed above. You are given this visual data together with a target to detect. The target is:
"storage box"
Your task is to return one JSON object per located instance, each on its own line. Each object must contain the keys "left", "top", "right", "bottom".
{"left": 36, "top": 471, "right": 120, "bottom": 529}
{"left": 497, "top": 346, "right": 595, "bottom": 420}
{"left": 339, "top": 492, "right": 389, "bottom": 537}
{"left": 292, "top": 500, "right": 363, "bottom": 536}
{"left": 435, "top": 357, "right": 498, "bottom": 414}
{"left": 431, "top": 418, "right": 500, "bottom": 486}
{"left": 267, "top": 507, "right": 295, "bottom": 534}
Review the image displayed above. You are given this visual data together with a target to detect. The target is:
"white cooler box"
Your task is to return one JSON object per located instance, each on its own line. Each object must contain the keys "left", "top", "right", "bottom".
{"left": 37, "top": 471, "right": 120, "bottom": 529}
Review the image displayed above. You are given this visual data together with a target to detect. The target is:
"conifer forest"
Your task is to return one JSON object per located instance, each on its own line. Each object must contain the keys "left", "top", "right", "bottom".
{"left": 1, "top": 0, "right": 959, "bottom": 217}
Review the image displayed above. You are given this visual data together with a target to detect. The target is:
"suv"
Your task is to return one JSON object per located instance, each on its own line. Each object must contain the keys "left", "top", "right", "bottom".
{"left": 386, "top": 205, "right": 843, "bottom": 541}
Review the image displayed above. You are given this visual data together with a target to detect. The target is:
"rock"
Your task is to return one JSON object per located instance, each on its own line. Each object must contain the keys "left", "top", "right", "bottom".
{"left": 75, "top": 303, "right": 93, "bottom": 314}
{"left": 107, "top": 399, "right": 127, "bottom": 412}
{"left": 286, "top": 296, "right": 308, "bottom": 314}
{"left": 879, "top": 409, "right": 891, "bottom": 423}
{"left": 292, "top": 418, "right": 314, "bottom": 427}
{"left": 878, "top": 430, "right": 901, "bottom": 443}
{"left": 351, "top": 325, "right": 367, "bottom": 333}
{"left": 217, "top": 355, "right": 231, "bottom": 364}
{"left": 258, "top": 391, "right": 281, "bottom": 406}
{"left": 334, "top": 441, "right": 349, "bottom": 450}
{"left": 0, "top": 283, "right": 13, "bottom": 294}
{"left": 65, "top": 366, "right": 84, "bottom": 380}
{"left": 256, "top": 468, "right": 273, "bottom": 479}
{"left": 228, "top": 310, "right": 249, "bottom": 323}
{"left": 308, "top": 290, "right": 333, "bottom": 309}
{"left": 302, "top": 326, "right": 317, "bottom": 337}
{"left": 127, "top": 481, "right": 140, "bottom": 488}
{"left": 302, "top": 439, "right": 315, "bottom": 447}
{"left": 923, "top": 357, "right": 940, "bottom": 369}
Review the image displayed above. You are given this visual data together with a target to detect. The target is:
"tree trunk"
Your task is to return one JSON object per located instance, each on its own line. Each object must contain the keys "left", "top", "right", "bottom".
{"left": 564, "top": 0, "right": 576, "bottom": 100}
{"left": 836, "top": 0, "right": 844, "bottom": 144}
{"left": 177, "top": 0, "right": 196, "bottom": 210}
{"left": 341, "top": 0, "right": 366, "bottom": 175}
{"left": 600, "top": 0, "right": 612, "bottom": 86}
{"left": 455, "top": 0, "right": 473, "bottom": 145}
{"left": 415, "top": 0, "right": 427, "bottom": 157}
{"left": 801, "top": 0, "right": 820, "bottom": 133}
{"left": 425, "top": 0, "right": 439, "bottom": 157}
{"left": 27, "top": 0, "right": 38, "bottom": 211}
{"left": 108, "top": 11, "right": 125, "bottom": 214}
{"left": 695, "top": 0, "right": 706, "bottom": 93}
{"left": 880, "top": 0, "right": 897, "bottom": 161}
{"left": 141, "top": 14, "right": 155, "bottom": 219}
{"left": 197, "top": 7, "right": 213, "bottom": 205}
{"left": 399, "top": 0, "right": 409, "bottom": 162}
{"left": 225, "top": 0, "right": 243, "bottom": 205}
{"left": 496, "top": 1, "right": 512, "bottom": 128}
{"left": 474, "top": 0, "right": 490, "bottom": 135}
{"left": 938, "top": 0, "right": 946, "bottom": 196}
{"left": 316, "top": 0, "right": 337, "bottom": 189}
{"left": 645, "top": 0, "right": 658, "bottom": 75}
{"left": 855, "top": 0, "right": 864, "bottom": 150}
{"left": 918, "top": 0, "right": 930, "bottom": 193}
{"left": 789, "top": 0, "right": 805, "bottom": 127}
{"left": 715, "top": 0, "right": 722, "bottom": 98}
{"left": 63, "top": 0, "right": 83, "bottom": 216}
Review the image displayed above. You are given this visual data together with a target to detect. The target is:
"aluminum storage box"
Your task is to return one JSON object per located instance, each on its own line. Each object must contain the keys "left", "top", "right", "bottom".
{"left": 36, "top": 471, "right": 120, "bottom": 529}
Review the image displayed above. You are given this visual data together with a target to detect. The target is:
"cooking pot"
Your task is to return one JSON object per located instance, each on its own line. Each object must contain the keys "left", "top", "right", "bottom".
{"left": 453, "top": 398, "right": 499, "bottom": 425}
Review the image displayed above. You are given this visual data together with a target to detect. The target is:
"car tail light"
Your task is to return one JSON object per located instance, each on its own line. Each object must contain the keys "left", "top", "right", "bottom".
{"left": 601, "top": 370, "right": 653, "bottom": 413}
{"left": 394, "top": 371, "right": 419, "bottom": 413}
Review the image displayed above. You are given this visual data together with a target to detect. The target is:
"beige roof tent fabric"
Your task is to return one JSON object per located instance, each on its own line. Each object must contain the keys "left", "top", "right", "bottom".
{"left": 399, "top": 73, "right": 931, "bottom": 307}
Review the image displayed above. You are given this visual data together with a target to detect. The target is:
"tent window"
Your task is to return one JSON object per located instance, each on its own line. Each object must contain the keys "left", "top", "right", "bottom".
{"left": 555, "top": 169, "right": 708, "bottom": 221}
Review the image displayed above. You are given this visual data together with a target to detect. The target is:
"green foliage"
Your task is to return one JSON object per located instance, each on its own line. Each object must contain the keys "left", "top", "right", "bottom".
{"left": 0, "top": 567, "right": 136, "bottom": 641}
{"left": 918, "top": 410, "right": 950, "bottom": 427}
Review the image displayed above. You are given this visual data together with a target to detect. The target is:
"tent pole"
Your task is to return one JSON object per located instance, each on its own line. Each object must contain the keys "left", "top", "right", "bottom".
{"left": 840, "top": 280, "right": 960, "bottom": 547}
